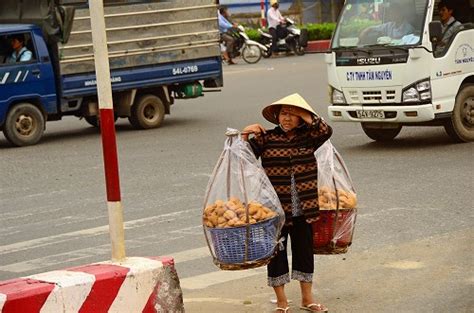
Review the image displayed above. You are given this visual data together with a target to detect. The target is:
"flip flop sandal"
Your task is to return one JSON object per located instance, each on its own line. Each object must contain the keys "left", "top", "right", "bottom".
{"left": 300, "top": 303, "right": 328, "bottom": 312}
{"left": 275, "top": 307, "right": 290, "bottom": 312}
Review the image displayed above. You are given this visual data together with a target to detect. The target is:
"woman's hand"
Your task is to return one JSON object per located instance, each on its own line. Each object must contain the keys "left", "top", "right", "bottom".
{"left": 289, "top": 107, "right": 314, "bottom": 124}
{"left": 242, "top": 124, "right": 266, "bottom": 141}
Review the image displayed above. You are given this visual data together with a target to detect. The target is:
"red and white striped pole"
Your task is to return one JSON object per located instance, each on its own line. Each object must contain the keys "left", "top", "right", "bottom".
{"left": 261, "top": 0, "right": 267, "bottom": 27}
{"left": 89, "top": 0, "right": 126, "bottom": 261}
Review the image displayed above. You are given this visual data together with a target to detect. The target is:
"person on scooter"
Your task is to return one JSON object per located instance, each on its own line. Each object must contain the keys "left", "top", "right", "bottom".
{"left": 218, "top": 6, "right": 237, "bottom": 65}
{"left": 267, "top": 0, "right": 286, "bottom": 57}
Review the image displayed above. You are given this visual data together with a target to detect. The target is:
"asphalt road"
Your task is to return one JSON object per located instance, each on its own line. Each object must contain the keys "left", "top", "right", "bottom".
{"left": 0, "top": 54, "right": 473, "bottom": 313}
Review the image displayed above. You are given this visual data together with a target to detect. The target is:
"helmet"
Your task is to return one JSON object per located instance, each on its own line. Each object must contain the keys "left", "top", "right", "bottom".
{"left": 270, "top": 0, "right": 279, "bottom": 6}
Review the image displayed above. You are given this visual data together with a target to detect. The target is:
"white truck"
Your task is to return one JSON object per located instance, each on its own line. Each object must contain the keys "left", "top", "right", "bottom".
{"left": 325, "top": 0, "right": 473, "bottom": 142}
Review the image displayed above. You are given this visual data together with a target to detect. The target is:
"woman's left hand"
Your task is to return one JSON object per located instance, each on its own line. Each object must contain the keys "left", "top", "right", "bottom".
{"left": 290, "top": 107, "right": 314, "bottom": 124}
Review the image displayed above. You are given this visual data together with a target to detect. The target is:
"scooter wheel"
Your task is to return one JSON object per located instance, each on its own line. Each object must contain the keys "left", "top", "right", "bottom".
{"left": 262, "top": 49, "right": 272, "bottom": 58}
{"left": 242, "top": 45, "right": 262, "bottom": 64}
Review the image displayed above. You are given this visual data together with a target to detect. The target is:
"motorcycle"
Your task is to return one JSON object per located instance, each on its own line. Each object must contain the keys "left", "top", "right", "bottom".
{"left": 258, "top": 18, "right": 308, "bottom": 57}
{"left": 223, "top": 25, "right": 268, "bottom": 64}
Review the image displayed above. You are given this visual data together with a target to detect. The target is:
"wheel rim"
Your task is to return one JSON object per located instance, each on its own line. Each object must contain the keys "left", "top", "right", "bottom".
{"left": 461, "top": 96, "right": 474, "bottom": 129}
{"left": 143, "top": 103, "right": 159, "bottom": 123}
{"left": 15, "top": 114, "right": 36, "bottom": 136}
{"left": 243, "top": 46, "right": 260, "bottom": 63}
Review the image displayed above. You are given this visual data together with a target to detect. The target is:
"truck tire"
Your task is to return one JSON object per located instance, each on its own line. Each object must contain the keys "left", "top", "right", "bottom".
{"left": 444, "top": 84, "right": 474, "bottom": 142}
{"left": 129, "top": 94, "right": 165, "bottom": 129}
{"left": 3, "top": 103, "right": 45, "bottom": 147}
{"left": 85, "top": 116, "right": 99, "bottom": 128}
{"left": 361, "top": 123, "right": 402, "bottom": 141}
{"left": 242, "top": 45, "right": 262, "bottom": 64}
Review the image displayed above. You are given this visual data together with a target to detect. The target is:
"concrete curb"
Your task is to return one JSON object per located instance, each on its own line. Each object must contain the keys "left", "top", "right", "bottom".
{"left": 306, "top": 40, "right": 331, "bottom": 53}
{"left": 0, "top": 256, "right": 184, "bottom": 313}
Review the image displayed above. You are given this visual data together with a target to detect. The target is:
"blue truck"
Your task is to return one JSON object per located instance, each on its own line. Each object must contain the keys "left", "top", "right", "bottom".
{"left": 0, "top": 0, "right": 222, "bottom": 146}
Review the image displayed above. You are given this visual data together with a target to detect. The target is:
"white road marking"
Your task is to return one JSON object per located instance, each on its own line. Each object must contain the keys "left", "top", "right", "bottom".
{"left": 170, "top": 246, "right": 211, "bottom": 264}
{"left": 180, "top": 266, "right": 266, "bottom": 290}
{"left": 0, "top": 236, "right": 185, "bottom": 273}
{"left": 0, "top": 208, "right": 196, "bottom": 254}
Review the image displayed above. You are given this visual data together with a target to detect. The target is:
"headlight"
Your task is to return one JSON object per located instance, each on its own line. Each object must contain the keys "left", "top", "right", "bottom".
{"left": 331, "top": 88, "right": 346, "bottom": 104}
{"left": 403, "top": 79, "right": 431, "bottom": 103}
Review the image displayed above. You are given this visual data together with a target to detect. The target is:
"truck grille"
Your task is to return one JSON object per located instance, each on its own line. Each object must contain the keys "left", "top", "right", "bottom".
{"left": 345, "top": 88, "right": 399, "bottom": 104}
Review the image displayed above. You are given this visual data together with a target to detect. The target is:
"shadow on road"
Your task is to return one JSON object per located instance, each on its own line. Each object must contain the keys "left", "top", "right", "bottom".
{"left": 344, "top": 132, "right": 466, "bottom": 153}
{"left": 0, "top": 117, "right": 203, "bottom": 149}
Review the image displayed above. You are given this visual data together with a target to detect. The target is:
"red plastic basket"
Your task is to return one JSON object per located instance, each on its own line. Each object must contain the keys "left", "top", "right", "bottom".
{"left": 312, "top": 209, "right": 356, "bottom": 254}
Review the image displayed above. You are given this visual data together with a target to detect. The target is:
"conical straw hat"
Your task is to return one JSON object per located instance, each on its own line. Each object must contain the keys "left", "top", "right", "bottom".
{"left": 262, "top": 93, "right": 317, "bottom": 125}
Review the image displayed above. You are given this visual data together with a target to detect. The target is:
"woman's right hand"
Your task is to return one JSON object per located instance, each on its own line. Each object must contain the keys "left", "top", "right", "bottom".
{"left": 242, "top": 124, "right": 266, "bottom": 141}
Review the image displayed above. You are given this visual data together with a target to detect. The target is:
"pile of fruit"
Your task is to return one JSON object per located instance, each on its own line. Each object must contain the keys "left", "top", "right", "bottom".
{"left": 203, "top": 197, "right": 277, "bottom": 228}
{"left": 318, "top": 186, "right": 357, "bottom": 209}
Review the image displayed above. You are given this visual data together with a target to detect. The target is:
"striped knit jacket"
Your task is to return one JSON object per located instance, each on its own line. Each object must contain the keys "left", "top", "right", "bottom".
{"left": 250, "top": 117, "right": 332, "bottom": 226}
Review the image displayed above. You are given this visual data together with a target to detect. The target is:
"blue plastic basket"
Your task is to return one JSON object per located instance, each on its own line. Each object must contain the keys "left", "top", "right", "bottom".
{"left": 208, "top": 216, "right": 279, "bottom": 264}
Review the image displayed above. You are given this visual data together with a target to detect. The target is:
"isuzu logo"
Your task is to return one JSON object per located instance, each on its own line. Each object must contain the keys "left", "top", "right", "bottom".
{"left": 357, "top": 57, "right": 381, "bottom": 65}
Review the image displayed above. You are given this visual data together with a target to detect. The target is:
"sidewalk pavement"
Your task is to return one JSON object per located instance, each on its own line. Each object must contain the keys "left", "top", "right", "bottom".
{"left": 182, "top": 228, "right": 472, "bottom": 313}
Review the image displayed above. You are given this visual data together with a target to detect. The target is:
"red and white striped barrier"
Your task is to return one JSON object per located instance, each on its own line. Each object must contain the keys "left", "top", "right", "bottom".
{"left": 0, "top": 257, "right": 184, "bottom": 313}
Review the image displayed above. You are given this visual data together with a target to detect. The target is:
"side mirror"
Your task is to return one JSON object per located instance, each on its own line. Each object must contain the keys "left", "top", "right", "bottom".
{"left": 429, "top": 21, "right": 443, "bottom": 44}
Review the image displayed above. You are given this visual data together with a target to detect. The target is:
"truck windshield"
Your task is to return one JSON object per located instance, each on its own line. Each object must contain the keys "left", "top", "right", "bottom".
{"left": 332, "top": 0, "right": 429, "bottom": 49}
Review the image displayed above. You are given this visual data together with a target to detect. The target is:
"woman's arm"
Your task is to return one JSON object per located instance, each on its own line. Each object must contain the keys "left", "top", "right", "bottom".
{"left": 242, "top": 124, "right": 266, "bottom": 158}
{"left": 308, "top": 116, "right": 332, "bottom": 148}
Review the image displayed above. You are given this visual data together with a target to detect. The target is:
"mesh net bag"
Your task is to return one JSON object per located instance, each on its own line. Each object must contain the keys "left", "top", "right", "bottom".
{"left": 312, "top": 140, "right": 357, "bottom": 254}
{"left": 203, "top": 129, "right": 285, "bottom": 270}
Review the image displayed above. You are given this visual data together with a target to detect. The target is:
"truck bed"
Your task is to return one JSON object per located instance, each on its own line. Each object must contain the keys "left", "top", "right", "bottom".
{"left": 59, "top": 0, "right": 220, "bottom": 76}
{"left": 61, "top": 57, "right": 221, "bottom": 98}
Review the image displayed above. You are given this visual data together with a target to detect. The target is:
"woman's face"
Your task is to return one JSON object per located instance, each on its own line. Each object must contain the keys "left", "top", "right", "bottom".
{"left": 278, "top": 105, "right": 302, "bottom": 131}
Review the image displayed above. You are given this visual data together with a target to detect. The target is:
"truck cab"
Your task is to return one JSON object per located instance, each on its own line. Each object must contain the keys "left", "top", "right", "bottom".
{"left": 326, "top": 0, "right": 473, "bottom": 142}
{"left": 0, "top": 25, "right": 58, "bottom": 145}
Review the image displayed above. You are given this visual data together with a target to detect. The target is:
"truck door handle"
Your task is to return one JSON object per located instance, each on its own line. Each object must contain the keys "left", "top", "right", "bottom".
{"left": 32, "top": 69, "right": 41, "bottom": 75}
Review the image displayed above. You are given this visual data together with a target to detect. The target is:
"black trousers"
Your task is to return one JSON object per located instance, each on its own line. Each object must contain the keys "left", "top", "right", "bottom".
{"left": 267, "top": 216, "right": 314, "bottom": 285}
{"left": 269, "top": 26, "right": 288, "bottom": 52}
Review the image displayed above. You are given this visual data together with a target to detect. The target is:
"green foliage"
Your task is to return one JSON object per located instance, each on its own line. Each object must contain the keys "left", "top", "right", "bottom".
{"left": 245, "top": 28, "right": 261, "bottom": 42}
{"left": 244, "top": 23, "right": 336, "bottom": 42}
{"left": 305, "top": 23, "right": 336, "bottom": 41}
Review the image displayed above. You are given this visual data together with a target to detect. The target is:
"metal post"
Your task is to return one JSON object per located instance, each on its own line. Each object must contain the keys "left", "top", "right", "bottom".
{"left": 89, "top": 0, "right": 126, "bottom": 261}
{"left": 260, "top": 0, "right": 266, "bottom": 27}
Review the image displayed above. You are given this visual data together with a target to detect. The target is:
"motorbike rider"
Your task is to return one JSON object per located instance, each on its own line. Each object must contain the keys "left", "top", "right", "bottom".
{"left": 218, "top": 6, "right": 237, "bottom": 65}
{"left": 267, "top": 0, "right": 286, "bottom": 56}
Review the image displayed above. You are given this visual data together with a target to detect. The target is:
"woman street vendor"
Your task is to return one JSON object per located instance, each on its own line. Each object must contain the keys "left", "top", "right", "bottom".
{"left": 242, "top": 93, "right": 332, "bottom": 312}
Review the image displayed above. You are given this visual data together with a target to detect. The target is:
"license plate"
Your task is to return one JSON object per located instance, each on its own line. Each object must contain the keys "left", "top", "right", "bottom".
{"left": 356, "top": 110, "right": 385, "bottom": 119}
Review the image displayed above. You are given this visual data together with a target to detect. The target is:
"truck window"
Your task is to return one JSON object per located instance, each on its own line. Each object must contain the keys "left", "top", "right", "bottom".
{"left": 1, "top": 32, "right": 36, "bottom": 65}
{"left": 332, "top": 0, "right": 428, "bottom": 48}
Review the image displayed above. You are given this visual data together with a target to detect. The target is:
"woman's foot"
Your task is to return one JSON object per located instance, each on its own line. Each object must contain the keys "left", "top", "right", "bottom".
{"left": 300, "top": 303, "right": 328, "bottom": 312}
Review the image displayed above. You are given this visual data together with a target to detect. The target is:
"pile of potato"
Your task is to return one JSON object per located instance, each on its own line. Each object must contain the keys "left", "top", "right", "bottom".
{"left": 318, "top": 186, "right": 357, "bottom": 209}
{"left": 203, "top": 197, "right": 277, "bottom": 228}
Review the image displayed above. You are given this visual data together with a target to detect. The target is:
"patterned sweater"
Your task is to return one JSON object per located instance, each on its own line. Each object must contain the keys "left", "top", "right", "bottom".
{"left": 250, "top": 117, "right": 332, "bottom": 226}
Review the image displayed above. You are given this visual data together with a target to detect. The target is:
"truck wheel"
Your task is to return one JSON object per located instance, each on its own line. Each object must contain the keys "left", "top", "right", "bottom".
{"left": 129, "top": 94, "right": 165, "bottom": 129}
{"left": 444, "top": 84, "right": 474, "bottom": 142}
{"left": 361, "top": 123, "right": 402, "bottom": 141}
{"left": 242, "top": 45, "right": 262, "bottom": 64}
{"left": 3, "top": 103, "right": 45, "bottom": 147}
{"left": 85, "top": 116, "right": 99, "bottom": 128}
